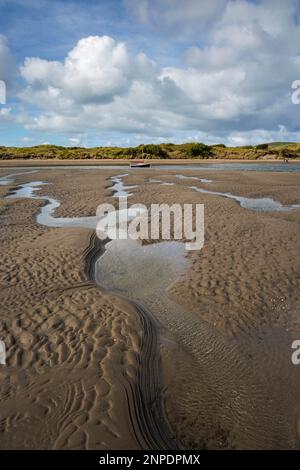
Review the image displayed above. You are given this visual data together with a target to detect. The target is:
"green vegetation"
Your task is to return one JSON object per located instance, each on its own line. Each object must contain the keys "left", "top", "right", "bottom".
{"left": 121, "top": 144, "right": 168, "bottom": 158}
{"left": 256, "top": 144, "right": 268, "bottom": 150}
{"left": 268, "top": 142, "right": 298, "bottom": 148}
{"left": 0, "top": 142, "right": 299, "bottom": 161}
{"left": 186, "top": 143, "right": 212, "bottom": 158}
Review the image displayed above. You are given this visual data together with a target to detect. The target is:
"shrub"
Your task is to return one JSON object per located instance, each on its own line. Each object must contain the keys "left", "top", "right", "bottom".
{"left": 138, "top": 144, "right": 167, "bottom": 158}
{"left": 123, "top": 147, "right": 139, "bottom": 157}
{"left": 187, "top": 143, "right": 212, "bottom": 158}
{"left": 256, "top": 143, "right": 268, "bottom": 150}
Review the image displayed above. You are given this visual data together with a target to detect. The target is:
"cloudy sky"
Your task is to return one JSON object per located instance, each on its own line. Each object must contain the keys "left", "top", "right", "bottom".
{"left": 0, "top": 0, "right": 299, "bottom": 147}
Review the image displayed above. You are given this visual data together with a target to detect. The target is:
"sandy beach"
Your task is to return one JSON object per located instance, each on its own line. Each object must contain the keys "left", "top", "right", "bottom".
{"left": 0, "top": 165, "right": 299, "bottom": 449}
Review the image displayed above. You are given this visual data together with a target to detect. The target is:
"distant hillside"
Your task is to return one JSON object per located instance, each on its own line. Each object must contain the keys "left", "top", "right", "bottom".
{"left": 267, "top": 142, "right": 299, "bottom": 149}
{"left": 0, "top": 142, "right": 299, "bottom": 160}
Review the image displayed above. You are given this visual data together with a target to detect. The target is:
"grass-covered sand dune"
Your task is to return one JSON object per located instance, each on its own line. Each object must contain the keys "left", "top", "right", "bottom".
{"left": 0, "top": 142, "right": 299, "bottom": 161}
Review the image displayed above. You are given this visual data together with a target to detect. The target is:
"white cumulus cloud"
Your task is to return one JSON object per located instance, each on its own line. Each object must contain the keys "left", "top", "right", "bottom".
{"left": 16, "top": 0, "right": 300, "bottom": 144}
{"left": 0, "top": 35, "right": 15, "bottom": 83}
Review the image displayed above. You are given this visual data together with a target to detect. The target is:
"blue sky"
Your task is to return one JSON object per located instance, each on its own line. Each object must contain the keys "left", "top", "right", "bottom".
{"left": 0, "top": 0, "right": 299, "bottom": 147}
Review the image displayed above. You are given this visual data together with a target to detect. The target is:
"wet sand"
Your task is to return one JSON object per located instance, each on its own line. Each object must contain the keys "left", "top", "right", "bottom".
{"left": 0, "top": 166, "right": 299, "bottom": 449}
{"left": 1, "top": 158, "right": 299, "bottom": 166}
{"left": 0, "top": 169, "right": 149, "bottom": 449}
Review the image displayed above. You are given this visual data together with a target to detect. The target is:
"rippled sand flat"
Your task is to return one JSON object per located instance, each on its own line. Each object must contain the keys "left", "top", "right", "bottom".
{"left": 0, "top": 169, "right": 146, "bottom": 449}
{"left": 125, "top": 169, "right": 300, "bottom": 449}
{"left": 0, "top": 166, "right": 299, "bottom": 449}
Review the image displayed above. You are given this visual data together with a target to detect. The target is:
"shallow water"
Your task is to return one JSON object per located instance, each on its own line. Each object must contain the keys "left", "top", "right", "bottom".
{"left": 158, "top": 162, "right": 300, "bottom": 172}
{"left": 189, "top": 185, "right": 300, "bottom": 211}
{"left": 151, "top": 174, "right": 300, "bottom": 212}
{"left": 148, "top": 178, "right": 175, "bottom": 186}
{"left": 111, "top": 173, "right": 138, "bottom": 197}
{"left": 6, "top": 175, "right": 140, "bottom": 229}
{"left": 0, "top": 174, "right": 15, "bottom": 186}
{"left": 0, "top": 170, "right": 37, "bottom": 185}
{"left": 1, "top": 162, "right": 300, "bottom": 172}
{"left": 96, "top": 239, "right": 187, "bottom": 299}
{"left": 175, "top": 174, "right": 212, "bottom": 183}
{"left": 7, "top": 182, "right": 97, "bottom": 228}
